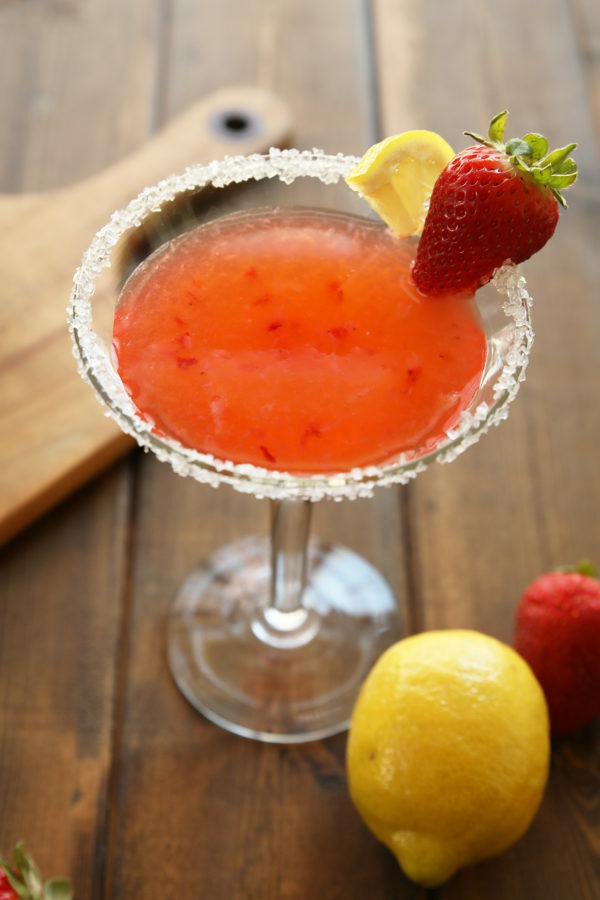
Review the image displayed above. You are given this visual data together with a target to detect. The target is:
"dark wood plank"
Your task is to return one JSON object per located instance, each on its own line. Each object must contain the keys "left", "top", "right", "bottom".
{"left": 164, "top": 0, "right": 377, "bottom": 154}
{"left": 105, "top": 466, "right": 415, "bottom": 899}
{"left": 0, "top": 0, "right": 157, "bottom": 192}
{"left": 374, "top": 0, "right": 600, "bottom": 896}
{"left": 571, "top": 0, "right": 600, "bottom": 151}
{"left": 102, "top": 1, "right": 413, "bottom": 898}
{"left": 0, "top": 0, "right": 157, "bottom": 893}
{"left": 0, "top": 470, "right": 131, "bottom": 894}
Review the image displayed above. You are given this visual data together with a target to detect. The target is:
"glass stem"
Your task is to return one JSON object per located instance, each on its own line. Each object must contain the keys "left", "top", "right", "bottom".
{"left": 252, "top": 499, "right": 317, "bottom": 649}
{"left": 270, "top": 498, "right": 312, "bottom": 613}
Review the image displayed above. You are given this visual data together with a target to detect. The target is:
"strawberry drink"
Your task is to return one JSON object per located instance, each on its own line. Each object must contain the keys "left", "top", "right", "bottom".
{"left": 113, "top": 208, "right": 486, "bottom": 474}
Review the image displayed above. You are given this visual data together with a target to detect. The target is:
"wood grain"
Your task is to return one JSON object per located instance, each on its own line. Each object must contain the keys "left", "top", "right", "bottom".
{"left": 0, "top": 468, "right": 131, "bottom": 894}
{"left": 0, "top": 1, "right": 155, "bottom": 895}
{"left": 374, "top": 0, "right": 600, "bottom": 897}
{"left": 571, "top": 0, "right": 600, "bottom": 153}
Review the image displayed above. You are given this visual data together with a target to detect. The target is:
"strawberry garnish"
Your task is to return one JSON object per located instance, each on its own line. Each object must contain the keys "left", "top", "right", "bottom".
{"left": 0, "top": 869, "right": 16, "bottom": 900}
{"left": 0, "top": 843, "right": 71, "bottom": 900}
{"left": 412, "top": 111, "right": 578, "bottom": 295}
{"left": 514, "top": 562, "right": 600, "bottom": 736}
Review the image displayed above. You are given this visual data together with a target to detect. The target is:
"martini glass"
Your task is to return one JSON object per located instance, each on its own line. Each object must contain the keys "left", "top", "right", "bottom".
{"left": 68, "top": 149, "right": 533, "bottom": 743}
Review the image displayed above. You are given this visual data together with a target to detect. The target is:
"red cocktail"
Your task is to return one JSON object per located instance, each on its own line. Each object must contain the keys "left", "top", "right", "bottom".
{"left": 113, "top": 208, "right": 486, "bottom": 473}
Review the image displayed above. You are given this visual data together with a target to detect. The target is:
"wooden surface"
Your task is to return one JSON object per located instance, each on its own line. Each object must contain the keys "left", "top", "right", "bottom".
{"left": 0, "top": 85, "right": 291, "bottom": 546}
{"left": 0, "top": 1, "right": 598, "bottom": 898}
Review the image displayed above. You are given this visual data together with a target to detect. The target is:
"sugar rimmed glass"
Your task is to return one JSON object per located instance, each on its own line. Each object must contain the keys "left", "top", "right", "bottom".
{"left": 68, "top": 149, "right": 533, "bottom": 742}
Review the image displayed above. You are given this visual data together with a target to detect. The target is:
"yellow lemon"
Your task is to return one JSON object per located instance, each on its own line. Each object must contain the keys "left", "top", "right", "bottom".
{"left": 345, "top": 130, "right": 454, "bottom": 236}
{"left": 347, "top": 630, "right": 550, "bottom": 886}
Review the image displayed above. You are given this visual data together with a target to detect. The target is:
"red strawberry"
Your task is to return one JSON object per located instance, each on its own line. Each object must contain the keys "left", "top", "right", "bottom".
{"left": 0, "top": 868, "right": 17, "bottom": 900}
{"left": 412, "top": 111, "right": 577, "bottom": 295}
{"left": 0, "top": 843, "right": 72, "bottom": 900}
{"left": 514, "top": 562, "right": 600, "bottom": 736}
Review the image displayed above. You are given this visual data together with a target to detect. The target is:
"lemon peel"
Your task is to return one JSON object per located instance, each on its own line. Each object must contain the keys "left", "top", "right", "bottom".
{"left": 346, "top": 130, "right": 454, "bottom": 236}
{"left": 347, "top": 630, "right": 550, "bottom": 886}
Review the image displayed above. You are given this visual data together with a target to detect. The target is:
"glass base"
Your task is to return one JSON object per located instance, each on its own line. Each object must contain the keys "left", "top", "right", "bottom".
{"left": 167, "top": 536, "right": 401, "bottom": 743}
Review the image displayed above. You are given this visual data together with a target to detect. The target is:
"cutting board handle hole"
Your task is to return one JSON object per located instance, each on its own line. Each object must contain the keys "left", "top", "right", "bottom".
{"left": 224, "top": 113, "right": 250, "bottom": 131}
{"left": 209, "top": 108, "right": 263, "bottom": 141}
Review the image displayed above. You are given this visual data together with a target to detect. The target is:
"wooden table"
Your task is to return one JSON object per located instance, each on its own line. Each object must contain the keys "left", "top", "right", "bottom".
{"left": 1, "top": 1, "right": 599, "bottom": 897}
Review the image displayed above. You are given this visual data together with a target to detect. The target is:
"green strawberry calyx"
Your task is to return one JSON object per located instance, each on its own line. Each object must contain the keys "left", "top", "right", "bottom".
{"left": 464, "top": 110, "right": 578, "bottom": 208}
{"left": 0, "top": 843, "right": 72, "bottom": 900}
{"left": 557, "top": 560, "right": 597, "bottom": 579}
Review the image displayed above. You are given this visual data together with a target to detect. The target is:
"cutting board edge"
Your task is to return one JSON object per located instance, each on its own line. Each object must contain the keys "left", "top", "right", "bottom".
{"left": 0, "top": 433, "right": 135, "bottom": 546}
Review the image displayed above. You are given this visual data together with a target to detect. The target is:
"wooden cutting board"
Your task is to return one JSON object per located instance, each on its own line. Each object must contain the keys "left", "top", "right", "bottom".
{"left": 0, "top": 86, "right": 292, "bottom": 545}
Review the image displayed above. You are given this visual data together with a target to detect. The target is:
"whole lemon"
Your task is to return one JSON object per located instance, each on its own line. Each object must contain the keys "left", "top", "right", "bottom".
{"left": 347, "top": 630, "right": 550, "bottom": 886}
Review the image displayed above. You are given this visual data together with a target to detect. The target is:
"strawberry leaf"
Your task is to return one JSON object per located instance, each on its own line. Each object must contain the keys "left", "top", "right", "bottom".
{"left": 463, "top": 111, "right": 578, "bottom": 205}
{"left": 488, "top": 110, "right": 508, "bottom": 144}
{"left": 557, "top": 157, "right": 577, "bottom": 175}
{"left": 14, "top": 844, "right": 42, "bottom": 897}
{"left": 549, "top": 172, "right": 578, "bottom": 189}
{"left": 514, "top": 157, "right": 533, "bottom": 172}
{"left": 463, "top": 129, "right": 488, "bottom": 146}
{"left": 505, "top": 137, "right": 532, "bottom": 159}
{"left": 43, "top": 880, "right": 73, "bottom": 900}
{"left": 532, "top": 164, "right": 553, "bottom": 185}
{"left": 552, "top": 189, "right": 569, "bottom": 209}
{"left": 541, "top": 143, "right": 578, "bottom": 172}
{"left": 558, "top": 560, "right": 597, "bottom": 578}
{"left": 521, "top": 133, "right": 548, "bottom": 161}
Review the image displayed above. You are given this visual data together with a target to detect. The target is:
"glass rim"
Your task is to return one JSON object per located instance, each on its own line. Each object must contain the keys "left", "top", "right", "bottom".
{"left": 68, "top": 147, "right": 534, "bottom": 502}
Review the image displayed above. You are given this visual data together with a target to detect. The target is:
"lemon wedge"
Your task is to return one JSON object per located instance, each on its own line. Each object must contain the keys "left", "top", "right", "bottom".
{"left": 346, "top": 130, "right": 454, "bottom": 236}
